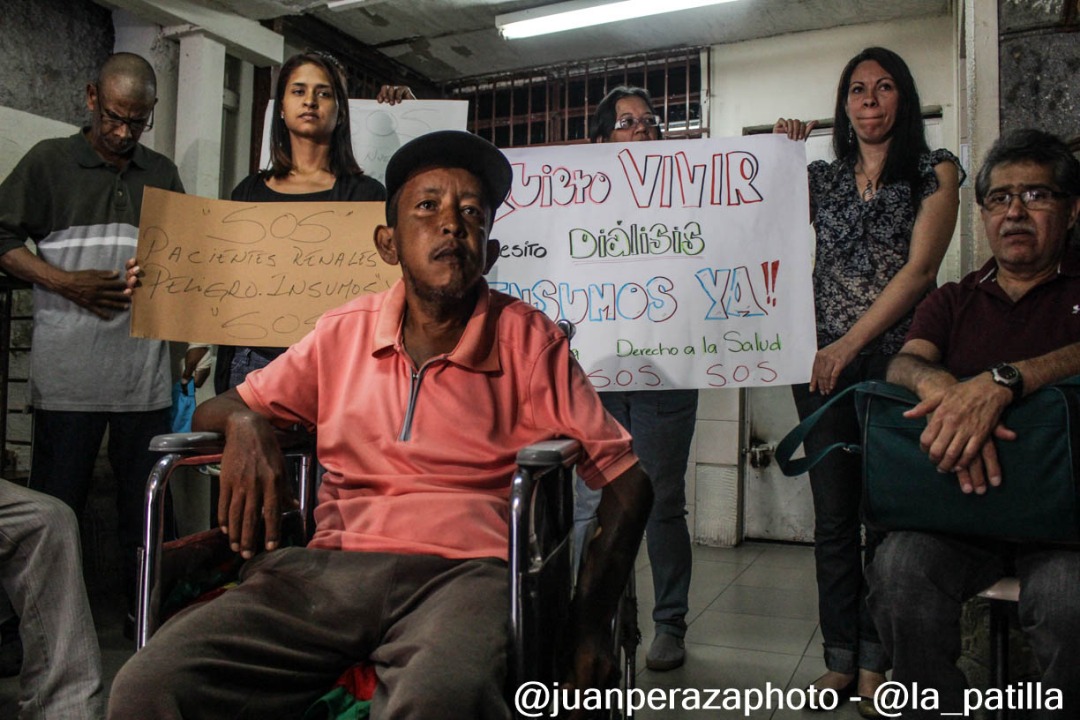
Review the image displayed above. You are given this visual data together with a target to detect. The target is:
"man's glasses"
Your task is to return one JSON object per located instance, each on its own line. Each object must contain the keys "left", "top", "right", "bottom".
{"left": 614, "top": 114, "right": 661, "bottom": 131}
{"left": 97, "top": 97, "right": 154, "bottom": 134}
{"left": 981, "top": 187, "right": 1068, "bottom": 214}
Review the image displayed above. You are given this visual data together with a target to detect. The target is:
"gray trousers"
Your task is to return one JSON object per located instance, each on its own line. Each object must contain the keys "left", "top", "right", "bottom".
{"left": 868, "top": 531, "right": 1080, "bottom": 719}
{"left": 0, "top": 479, "right": 104, "bottom": 720}
{"left": 574, "top": 389, "right": 696, "bottom": 638}
{"left": 108, "top": 547, "right": 511, "bottom": 719}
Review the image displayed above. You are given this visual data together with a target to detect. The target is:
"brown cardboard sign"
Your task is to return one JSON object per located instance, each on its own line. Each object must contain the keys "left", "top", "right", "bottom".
{"left": 131, "top": 187, "right": 397, "bottom": 346}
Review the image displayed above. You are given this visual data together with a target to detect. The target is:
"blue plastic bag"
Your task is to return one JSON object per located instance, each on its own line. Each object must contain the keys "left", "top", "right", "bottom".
{"left": 170, "top": 381, "right": 196, "bottom": 433}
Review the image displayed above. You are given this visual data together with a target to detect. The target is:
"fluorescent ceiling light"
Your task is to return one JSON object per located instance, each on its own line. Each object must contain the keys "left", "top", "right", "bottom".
{"left": 497, "top": 0, "right": 740, "bottom": 39}
{"left": 326, "top": 0, "right": 378, "bottom": 10}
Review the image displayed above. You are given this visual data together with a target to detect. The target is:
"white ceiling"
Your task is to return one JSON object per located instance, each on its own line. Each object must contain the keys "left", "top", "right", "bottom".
{"left": 201, "top": 0, "right": 950, "bottom": 82}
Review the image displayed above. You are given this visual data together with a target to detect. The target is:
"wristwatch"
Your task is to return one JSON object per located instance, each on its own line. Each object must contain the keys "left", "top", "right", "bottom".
{"left": 989, "top": 362, "right": 1024, "bottom": 402}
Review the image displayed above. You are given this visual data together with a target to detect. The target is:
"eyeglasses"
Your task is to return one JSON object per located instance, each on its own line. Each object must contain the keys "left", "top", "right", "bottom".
{"left": 614, "top": 114, "right": 661, "bottom": 131}
{"left": 981, "top": 187, "right": 1069, "bottom": 214}
{"left": 96, "top": 97, "right": 154, "bottom": 133}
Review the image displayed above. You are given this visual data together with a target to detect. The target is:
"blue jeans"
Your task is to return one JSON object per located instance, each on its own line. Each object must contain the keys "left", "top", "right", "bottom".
{"left": 791, "top": 353, "right": 890, "bottom": 675}
{"left": 229, "top": 347, "right": 278, "bottom": 389}
{"left": 868, "top": 532, "right": 1080, "bottom": 718}
{"left": 575, "top": 389, "right": 697, "bottom": 637}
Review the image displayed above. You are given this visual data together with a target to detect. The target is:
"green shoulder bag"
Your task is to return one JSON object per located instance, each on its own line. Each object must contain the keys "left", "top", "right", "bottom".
{"left": 775, "top": 378, "right": 1080, "bottom": 543}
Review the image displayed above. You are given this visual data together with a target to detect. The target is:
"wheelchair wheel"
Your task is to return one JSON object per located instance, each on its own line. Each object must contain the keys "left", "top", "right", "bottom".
{"left": 607, "top": 567, "right": 640, "bottom": 720}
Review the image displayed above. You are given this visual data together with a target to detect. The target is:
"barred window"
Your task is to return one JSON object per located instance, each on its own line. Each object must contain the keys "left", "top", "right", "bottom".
{"left": 442, "top": 48, "right": 709, "bottom": 148}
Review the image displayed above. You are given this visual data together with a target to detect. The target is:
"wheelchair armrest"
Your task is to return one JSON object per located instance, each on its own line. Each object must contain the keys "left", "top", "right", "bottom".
{"left": 149, "top": 431, "right": 226, "bottom": 455}
{"left": 516, "top": 439, "right": 581, "bottom": 468}
{"left": 139, "top": 426, "right": 317, "bottom": 648}
{"left": 148, "top": 428, "right": 314, "bottom": 455}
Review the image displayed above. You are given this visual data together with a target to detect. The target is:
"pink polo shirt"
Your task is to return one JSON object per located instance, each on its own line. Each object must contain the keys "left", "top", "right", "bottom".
{"left": 238, "top": 279, "right": 637, "bottom": 561}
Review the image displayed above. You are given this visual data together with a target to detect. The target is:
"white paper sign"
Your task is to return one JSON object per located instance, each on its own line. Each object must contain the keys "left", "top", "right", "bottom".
{"left": 491, "top": 134, "right": 816, "bottom": 391}
{"left": 259, "top": 99, "right": 469, "bottom": 185}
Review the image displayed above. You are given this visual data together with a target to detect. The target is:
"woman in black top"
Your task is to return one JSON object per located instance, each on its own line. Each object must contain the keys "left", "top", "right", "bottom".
{"left": 774, "top": 47, "right": 961, "bottom": 712}
{"left": 184, "top": 52, "right": 409, "bottom": 392}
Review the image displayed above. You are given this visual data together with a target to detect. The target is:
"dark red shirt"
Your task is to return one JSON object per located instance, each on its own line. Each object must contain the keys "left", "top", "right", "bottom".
{"left": 906, "top": 250, "right": 1080, "bottom": 378}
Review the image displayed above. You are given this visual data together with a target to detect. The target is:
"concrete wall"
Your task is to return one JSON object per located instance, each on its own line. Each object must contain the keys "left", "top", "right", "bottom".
{"left": 0, "top": 0, "right": 113, "bottom": 127}
{"left": 0, "top": 0, "right": 111, "bottom": 477}
{"left": 998, "top": 0, "right": 1080, "bottom": 140}
{"left": 0, "top": 109, "right": 78, "bottom": 179}
{"left": 709, "top": 15, "right": 958, "bottom": 146}
{"left": 113, "top": 9, "right": 181, "bottom": 160}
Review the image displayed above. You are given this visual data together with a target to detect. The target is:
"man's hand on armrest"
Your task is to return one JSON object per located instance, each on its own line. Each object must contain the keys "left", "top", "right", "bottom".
{"left": 888, "top": 343, "right": 1015, "bottom": 494}
{"left": 193, "top": 388, "right": 290, "bottom": 559}
{"left": 564, "top": 463, "right": 652, "bottom": 710}
{"left": 0, "top": 247, "right": 129, "bottom": 319}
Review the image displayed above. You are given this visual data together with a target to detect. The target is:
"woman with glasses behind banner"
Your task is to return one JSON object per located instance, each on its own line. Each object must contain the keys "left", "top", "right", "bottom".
{"left": 576, "top": 85, "right": 699, "bottom": 672}
{"left": 774, "top": 46, "right": 962, "bottom": 713}
{"left": 182, "top": 52, "right": 412, "bottom": 392}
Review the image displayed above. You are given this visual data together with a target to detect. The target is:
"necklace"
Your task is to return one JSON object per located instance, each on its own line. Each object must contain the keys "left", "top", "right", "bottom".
{"left": 862, "top": 178, "right": 875, "bottom": 201}
{"left": 856, "top": 164, "right": 882, "bottom": 201}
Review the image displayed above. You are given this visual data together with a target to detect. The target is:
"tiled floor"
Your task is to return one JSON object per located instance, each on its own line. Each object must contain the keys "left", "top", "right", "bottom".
{"left": 2, "top": 541, "right": 860, "bottom": 718}
{"left": 633, "top": 542, "right": 866, "bottom": 719}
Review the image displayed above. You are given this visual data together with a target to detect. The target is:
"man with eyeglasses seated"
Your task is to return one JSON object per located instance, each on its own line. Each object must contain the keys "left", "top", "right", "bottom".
{"left": 869, "top": 128, "right": 1080, "bottom": 718}
{"left": 0, "top": 52, "right": 181, "bottom": 636}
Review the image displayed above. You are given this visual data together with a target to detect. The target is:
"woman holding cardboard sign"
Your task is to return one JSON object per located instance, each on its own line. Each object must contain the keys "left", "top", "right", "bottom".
{"left": 774, "top": 46, "right": 961, "bottom": 712}
{"left": 183, "top": 51, "right": 411, "bottom": 392}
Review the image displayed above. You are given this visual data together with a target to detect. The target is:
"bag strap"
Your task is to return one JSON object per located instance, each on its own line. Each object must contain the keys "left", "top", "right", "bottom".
{"left": 775, "top": 382, "right": 869, "bottom": 477}
{"left": 855, "top": 375, "right": 1080, "bottom": 405}
{"left": 855, "top": 379, "right": 919, "bottom": 405}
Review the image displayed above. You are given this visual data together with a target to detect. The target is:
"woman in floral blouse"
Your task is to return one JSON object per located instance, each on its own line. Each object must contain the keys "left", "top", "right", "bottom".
{"left": 775, "top": 46, "right": 962, "bottom": 714}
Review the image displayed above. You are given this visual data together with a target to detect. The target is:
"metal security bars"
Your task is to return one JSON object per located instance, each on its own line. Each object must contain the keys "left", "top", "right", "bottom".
{"left": 442, "top": 47, "right": 709, "bottom": 148}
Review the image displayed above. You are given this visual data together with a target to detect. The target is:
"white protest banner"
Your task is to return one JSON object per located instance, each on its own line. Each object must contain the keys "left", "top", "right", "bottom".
{"left": 491, "top": 134, "right": 816, "bottom": 391}
{"left": 259, "top": 99, "right": 468, "bottom": 186}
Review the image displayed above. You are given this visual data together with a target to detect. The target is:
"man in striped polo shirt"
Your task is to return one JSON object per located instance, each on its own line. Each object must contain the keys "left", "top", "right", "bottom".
{"left": 0, "top": 52, "right": 183, "bottom": 626}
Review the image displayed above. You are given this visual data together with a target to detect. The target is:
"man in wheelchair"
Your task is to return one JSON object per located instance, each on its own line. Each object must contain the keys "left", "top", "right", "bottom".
{"left": 109, "top": 130, "right": 653, "bottom": 719}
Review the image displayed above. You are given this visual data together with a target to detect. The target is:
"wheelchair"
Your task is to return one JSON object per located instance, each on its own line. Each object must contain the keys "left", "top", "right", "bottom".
{"left": 135, "top": 430, "right": 639, "bottom": 719}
